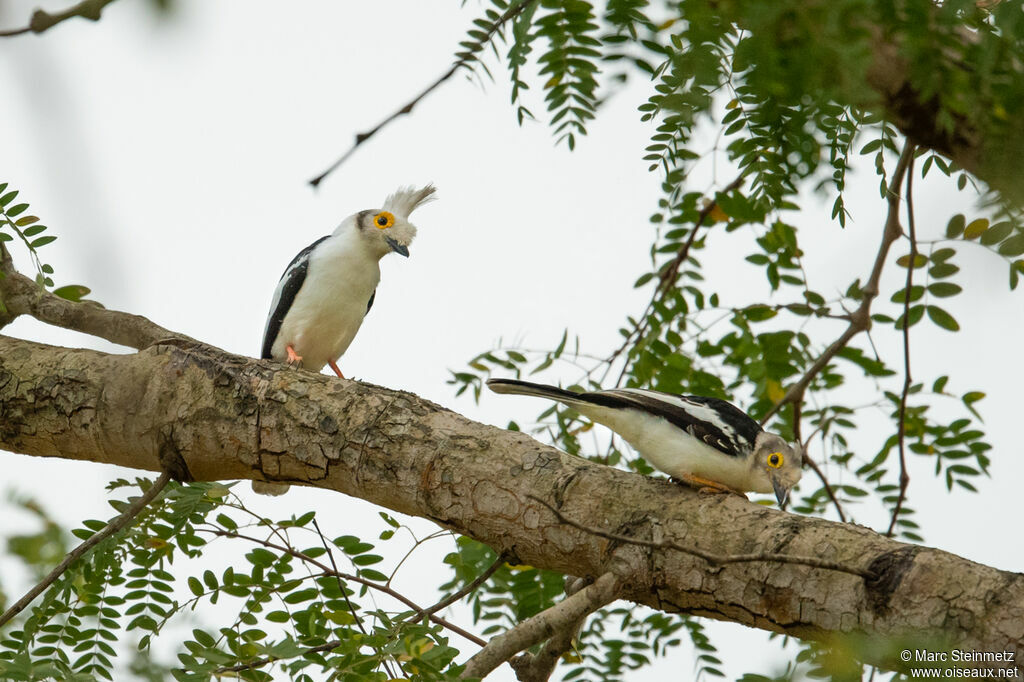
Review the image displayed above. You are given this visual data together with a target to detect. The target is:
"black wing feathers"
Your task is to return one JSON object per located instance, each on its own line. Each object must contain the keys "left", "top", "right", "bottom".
{"left": 261, "top": 235, "right": 329, "bottom": 359}
{"left": 580, "top": 390, "right": 761, "bottom": 458}
{"left": 366, "top": 290, "right": 376, "bottom": 315}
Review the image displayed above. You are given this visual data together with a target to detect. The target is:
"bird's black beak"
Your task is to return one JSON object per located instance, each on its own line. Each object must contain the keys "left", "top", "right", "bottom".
{"left": 770, "top": 471, "right": 790, "bottom": 507}
{"left": 385, "top": 236, "right": 410, "bottom": 257}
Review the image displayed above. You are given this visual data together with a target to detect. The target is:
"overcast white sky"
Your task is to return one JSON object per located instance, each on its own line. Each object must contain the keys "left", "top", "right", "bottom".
{"left": 1, "top": 1, "right": 1022, "bottom": 679}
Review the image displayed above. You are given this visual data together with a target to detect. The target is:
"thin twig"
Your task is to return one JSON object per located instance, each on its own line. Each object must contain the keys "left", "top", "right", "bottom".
{"left": 417, "top": 551, "right": 508, "bottom": 620}
{"left": 887, "top": 150, "right": 917, "bottom": 537}
{"left": 0, "top": 0, "right": 117, "bottom": 38}
{"left": 309, "top": 0, "right": 538, "bottom": 187}
{"left": 0, "top": 472, "right": 171, "bottom": 628}
{"left": 803, "top": 450, "right": 848, "bottom": 523}
{"left": 528, "top": 495, "right": 876, "bottom": 580}
{"left": 200, "top": 529, "right": 486, "bottom": 647}
{"left": 761, "top": 140, "right": 916, "bottom": 424}
{"left": 312, "top": 518, "right": 400, "bottom": 680}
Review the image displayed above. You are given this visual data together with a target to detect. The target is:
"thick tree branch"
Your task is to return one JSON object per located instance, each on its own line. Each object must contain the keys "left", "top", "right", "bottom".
{"left": 461, "top": 572, "right": 621, "bottom": 680}
{"left": 1, "top": 333, "right": 1022, "bottom": 671}
{"left": 530, "top": 496, "right": 874, "bottom": 579}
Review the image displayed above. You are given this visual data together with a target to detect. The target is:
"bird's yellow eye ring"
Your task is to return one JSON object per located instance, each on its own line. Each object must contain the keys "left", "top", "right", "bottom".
{"left": 374, "top": 211, "right": 395, "bottom": 229}
{"left": 767, "top": 452, "right": 783, "bottom": 468}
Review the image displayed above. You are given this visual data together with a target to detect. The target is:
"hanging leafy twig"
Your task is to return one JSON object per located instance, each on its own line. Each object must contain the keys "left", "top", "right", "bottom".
{"left": 0, "top": 472, "right": 171, "bottom": 628}
{"left": 200, "top": 528, "right": 487, "bottom": 647}
{"left": 606, "top": 172, "right": 745, "bottom": 385}
{"left": 887, "top": 151, "right": 918, "bottom": 537}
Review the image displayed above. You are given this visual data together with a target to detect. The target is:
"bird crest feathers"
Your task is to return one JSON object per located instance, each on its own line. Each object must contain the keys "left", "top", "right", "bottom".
{"left": 383, "top": 184, "right": 437, "bottom": 220}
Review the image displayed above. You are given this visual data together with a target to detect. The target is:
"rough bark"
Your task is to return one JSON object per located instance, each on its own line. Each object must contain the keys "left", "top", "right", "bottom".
{"left": 1, "top": 334, "right": 1022, "bottom": 672}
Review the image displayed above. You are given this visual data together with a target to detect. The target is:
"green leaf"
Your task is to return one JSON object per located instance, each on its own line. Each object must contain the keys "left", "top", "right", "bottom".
{"left": 929, "top": 263, "right": 958, "bottom": 278}
{"left": 53, "top": 285, "right": 91, "bottom": 302}
{"left": 963, "top": 218, "right": 988, "bottom": 240}
{"left": 0, "top": 190, "right": 18, "bottom": 207}
{"left": 6, "top": 203, "right": 28, "bottom": 218}
{"left": 896, "top": 253, "right": 927, "bottom": 268}
{"left": 926, "top": 305, "right": 960, "bottom": 331}
{"left": 945, "top": 214, "right": 965, "bottom": 238}
{"left": 927, "top": 282, "right": 961, "bottom": 298}
{"left": 30, "top": 235, "right": 57, "bottom": 248}
{"left": 979, "top": 221, "right": 1012, "bottom": 245}
{"left": 998, "top": 234, "right": 1024, "bottom": 257}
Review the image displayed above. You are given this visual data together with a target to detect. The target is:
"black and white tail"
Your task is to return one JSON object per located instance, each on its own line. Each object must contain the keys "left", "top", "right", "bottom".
{"left": 485, "top": 378, "right": 591, "bottom": 408}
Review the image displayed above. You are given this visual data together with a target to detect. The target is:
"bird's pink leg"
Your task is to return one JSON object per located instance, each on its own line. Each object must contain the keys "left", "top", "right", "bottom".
{"left": 285, "top": 344, "right": 303, "bottom": 366}
{"left": 328, "top": 360, "right": 345, "bottom": 379}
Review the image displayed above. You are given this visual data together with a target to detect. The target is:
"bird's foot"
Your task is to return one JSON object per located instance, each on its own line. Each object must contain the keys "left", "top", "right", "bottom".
{"left": 673, "top": 474, "right": 748, "bottom": 499}
{"left": 328, "top": 360, "right": 345, "bottom": 379}
{"left": 285, "top": 345, "right": 303, "bottom": 366}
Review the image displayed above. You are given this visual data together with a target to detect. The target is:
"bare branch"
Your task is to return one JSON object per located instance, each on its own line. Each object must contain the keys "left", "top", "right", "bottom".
{"left": 308, "top": 0, "right": 538, "bottom": 188}
{"left": 607, "top": 173, "right": 745, "bottom": 383}
{"left": 461, "top": 572, "right": 621, "bottom": 680}
{"left": 761, "top": 140, "right": 916, "bottom": 424}
{"left": 0, "top": 253, "right": 190, "bottom": 348}
{"left": 0, "top": 0, "right": 118, "bottom": 38}
{"left": 887, "top": 150, "right": 918, "bottom": 537}
{"left": 0, "top": 471, "right": 171, "bottom": 628}
{"left": 803, "top": 449, "right": 848, "bottom": 524}
{"left": 417, "top": 551, "right": 508, "bottom": 621}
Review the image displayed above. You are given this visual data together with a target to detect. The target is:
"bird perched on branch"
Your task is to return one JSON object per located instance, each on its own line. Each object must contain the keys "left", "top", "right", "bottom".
{"left": 486, "top": 378, "right": 802, "bottom": 506}
{"left": 254, "top": 185, "right": 434, "bottom": 496}
{"left": 261, "top": 184, "right": 435, "bottom": 378}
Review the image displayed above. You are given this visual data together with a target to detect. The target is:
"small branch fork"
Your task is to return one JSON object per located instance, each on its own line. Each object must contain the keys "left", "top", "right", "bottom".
{"left": 308, "top": 0, "right": 538, "bottom": 188}
{"left": 461, "top": 572, "right": 622, "bottom": 681}
{"left": 760, "top": 140, "right": 917, "bottom": 425}
{"left": 201, "top": 528, "right": 504, "bottom": 676}
{"left": 0, "top": 0, "right": 117, "bottom": 38}
{"left": 887, "top": 151, "right": 917, "bottom": 537}
{"left": 0, "top": 472, "right": 172, "bottom": 629}
{"left": 529, "top": 496, "right": 877, "bottom": 581}
{"left": 0, "top": 243, "right": 190, "bottom": 348}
